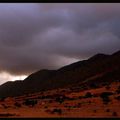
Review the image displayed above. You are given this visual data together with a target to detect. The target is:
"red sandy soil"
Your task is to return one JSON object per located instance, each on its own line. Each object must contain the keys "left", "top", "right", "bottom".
{"left": 0, "top": 81, "right": 120, "bottom": 118}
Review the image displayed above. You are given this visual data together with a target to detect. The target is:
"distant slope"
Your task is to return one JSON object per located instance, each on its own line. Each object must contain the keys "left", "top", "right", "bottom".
{"left": 0, "top": 50, "right": 120, "bottom": 98}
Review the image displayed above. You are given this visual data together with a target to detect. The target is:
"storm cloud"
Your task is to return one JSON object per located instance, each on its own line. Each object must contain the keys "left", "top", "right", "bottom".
{"left": 0, "top": 3, "right": 120, "bottom": 75}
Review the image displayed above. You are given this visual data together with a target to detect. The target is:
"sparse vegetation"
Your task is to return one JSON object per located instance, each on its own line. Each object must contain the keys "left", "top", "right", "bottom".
{"left": 0, "top": 113, "right": 16, "bottom": 117}
{"left": 116, "top": 86, "right": 120, "bottom": 94}
{"left": 14, "top": 102, "right": 21, "bottom": 108}
{"left": 0, "top": 82, "right": 120, "bottom": 117}
{"left": 93, "top": 109, "right": 97, "bottom": 113}
{"left": 55, "top": 95, "right": 67, "bottom": 104}
{"left": 84, "top": 92, "right": 93, "bottom": 98}
{"left": 77, "top": 103, "right": 81, "bottom": 107}
{"left": 1, "top": 104, "right": 9, "bottom": 109}
{"left": 45, "top": 109, "right": 51, "bottom": 114}
{"left": 23, "top": 99, "right": 38, "bottom": 107}
{"left": 115, "top": 95, "right": 120, "bottom": 101}
{"left": 112, "top": 112, "right": 118, "bottom": 117}
{"left": 105, "top": 85, "right": 111, "bottom": 90}
{"left": 89, "top": 83, "right": 98, "bottom": 89}
{"left": 106, "top": 109, "right": 110, "bottom": 112}
{"left": 0, "top": 97, "right": 6, "bottom": 102}
{"left": 48, "top": 100, "right": 53, "bottom": 103}
{"left": 88, "top": 101, "right": 91, "bottom": 104}
{"left": 44, "top": 106, "right": 48, "bottom": 108}
{"left": 51, "top": 108, "right": 62, "bottom": 115}
{"left": 100, "top": 92, "right": 113, "bottom": 105}
{"left": 78, "top": 96, "right": 83, "bottom": 99}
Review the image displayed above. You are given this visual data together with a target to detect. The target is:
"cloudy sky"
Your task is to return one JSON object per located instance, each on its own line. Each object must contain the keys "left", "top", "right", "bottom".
{"left": 0, "top": 3, "right": 120, "bottom": 85}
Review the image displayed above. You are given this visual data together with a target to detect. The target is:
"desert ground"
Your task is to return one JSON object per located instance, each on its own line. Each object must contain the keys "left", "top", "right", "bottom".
{"left": 0, "top": 81, "right": 120, "bottom": 118}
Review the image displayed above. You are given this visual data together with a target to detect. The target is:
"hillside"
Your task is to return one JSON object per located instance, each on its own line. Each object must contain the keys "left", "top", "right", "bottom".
{"left": 0, "top": 79, "right": 120, "bottom": 117}
{"left": 0, "top": 50, "right": 120, "bottom": 98}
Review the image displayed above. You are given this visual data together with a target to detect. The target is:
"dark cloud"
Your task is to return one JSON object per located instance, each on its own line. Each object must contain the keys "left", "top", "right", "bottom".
{"left": 0, "top": 3, "right": 120, "bottom": 75}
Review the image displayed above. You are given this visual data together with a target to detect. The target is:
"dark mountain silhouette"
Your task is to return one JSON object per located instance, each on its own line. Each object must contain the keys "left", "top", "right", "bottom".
{"left": 0, "top": 50, "right": 120, "bottom": 98}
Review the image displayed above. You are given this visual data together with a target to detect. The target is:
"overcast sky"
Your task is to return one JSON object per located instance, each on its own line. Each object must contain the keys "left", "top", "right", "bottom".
{"left": 0, "top": 3, "right": 120, "bottom": 85}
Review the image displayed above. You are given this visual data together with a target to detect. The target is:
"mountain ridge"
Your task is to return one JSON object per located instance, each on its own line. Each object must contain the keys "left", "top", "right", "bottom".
{"left": 0, "top": 50, "right": 120, "bottom": 98}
